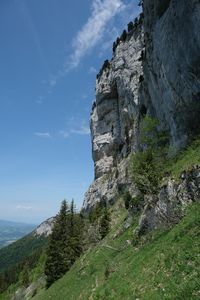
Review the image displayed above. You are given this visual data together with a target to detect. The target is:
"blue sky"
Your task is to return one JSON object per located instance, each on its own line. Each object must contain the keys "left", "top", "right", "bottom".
{"left": 0, "top": 0, "right": 140, "bottom": 224}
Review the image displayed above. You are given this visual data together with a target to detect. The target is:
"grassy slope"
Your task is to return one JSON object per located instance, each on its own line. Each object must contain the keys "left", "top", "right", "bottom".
{"left": 167, "top": 138, "right": 200, "bottom": 179}
{"left": 33, "top": 201, "right": 200, "bottom": 300}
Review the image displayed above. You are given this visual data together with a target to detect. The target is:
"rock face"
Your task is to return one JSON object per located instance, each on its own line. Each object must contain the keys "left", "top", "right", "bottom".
{"left": 83, "top": 0, "right": 200, "bottom": 213}
{"left": 34, "top": 217, "right": 55, "bottom": 237}
{"left": 83, "top": 21, "right": 144, "bottom": 212}
{"left": 136, "top": 166, "right": 200, "bottom": 234}
{"left": 91, "top": 22, "right": 144, "bottom": 180}
{"left": 142, "top": 0, "right": 200, "bottom": 148}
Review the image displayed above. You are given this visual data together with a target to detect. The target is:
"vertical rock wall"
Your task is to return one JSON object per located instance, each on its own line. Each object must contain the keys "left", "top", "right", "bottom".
{"left": 141, "top": 0, "right": 200, "bottom": 148}
{"left": 83, "top": 0, "right": 200, "bottom": 212}
{"left": 83, "top": 22, "right": 144, "bottom": 212}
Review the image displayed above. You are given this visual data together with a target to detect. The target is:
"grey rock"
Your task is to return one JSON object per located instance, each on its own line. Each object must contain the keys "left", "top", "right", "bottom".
{"left": 83, "top": 0, "right": 200, "bottom": 215}
{"left": 142, "top": 0, "right": 200, "bottom": 148}
{"left": 136, "top": 166, "right": 200, "bottom": 235}
{"left": 34, "top": 217, "right": 55, "bottom": 237}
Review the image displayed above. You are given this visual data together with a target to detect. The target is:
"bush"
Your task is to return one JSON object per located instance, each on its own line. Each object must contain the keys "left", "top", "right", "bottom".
{"left": 123, "top": 191, "right": 132, "bottom": 209}
{"left": 131, "top": 195, "right": 143, "bottom": 207}
{"left": 99, "top": 208, "right": 110, "bottom": 239}
{"left": 89, "top": 201, "right": 106, "bottom": 223}
{"left": 120, "top": 30, "right": 127, "bottom": 42}
{"left": 130, "top": 116, "right": 169, "bottom": 194}
{"left": 127, "top": 21, "right": 134, "bottom": 32}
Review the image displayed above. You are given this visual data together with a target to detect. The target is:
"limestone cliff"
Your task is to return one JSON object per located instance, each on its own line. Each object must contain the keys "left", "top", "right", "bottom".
{"left": 83, "top": 0, "right": 200, "bottom": 213}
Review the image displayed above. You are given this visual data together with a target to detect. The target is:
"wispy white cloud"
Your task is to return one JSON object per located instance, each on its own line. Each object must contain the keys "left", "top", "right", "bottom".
{"left": 71, "top": 125, "right": 90, "bottom": 135}
{"left": 48, "top": 77, "right": 57, "bottom": 88}
{"left": 16, "top": 204, "right": 33, "bottom": 211}
{"left": 88, "top": 66, "right": 97, "bottom": 74}
{"left": 36, "top": 98, "right": 43, "bottom": 105}
{"left": 59, "top": 121, "right": 90, "bottom": 138}
{"left": 34, "top": 132, "right": 52, "bottom": 138}
{"left": 59, "top": 130, "right": 69, "bottom": 139}
{"left": 43, "top": 0, "right": 139, "bottom": 93}
{"left": 66, "top": 0, "right": 125, "bottom": 70}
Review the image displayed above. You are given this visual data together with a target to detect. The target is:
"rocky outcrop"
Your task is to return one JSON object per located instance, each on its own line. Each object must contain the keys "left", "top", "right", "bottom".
{"left": 136, "top": 165, "right": 200, "bottom": 234}
{"left": 34, "top": 217, "right": 55, "bottom": 237}
{"left": 83, "top": 20, "right": 144, "bottom": 212}
{"left": 83, "top": 0, "right": 200, "bottom": 212}
{"left": 91, "top": 21, "right": 144, "bottom": 180}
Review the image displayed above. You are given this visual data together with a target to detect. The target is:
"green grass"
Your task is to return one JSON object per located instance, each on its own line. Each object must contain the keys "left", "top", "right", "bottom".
{"left": 32, "top": 201, "right": 200, "bottom": 300}
{"left": 167, "top": 138, "right": 200, "bottom": 179}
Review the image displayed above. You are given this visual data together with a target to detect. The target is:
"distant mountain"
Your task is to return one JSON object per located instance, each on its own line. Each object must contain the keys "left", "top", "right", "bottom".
{"left": 0, "top": 219, "right": 36, "bottom": 248}
{"left": 0, "top": 217, "right": 54, "bottom": 273}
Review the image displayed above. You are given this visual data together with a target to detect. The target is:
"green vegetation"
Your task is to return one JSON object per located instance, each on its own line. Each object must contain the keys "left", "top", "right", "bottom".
{"left": 99, "top": 207, "right": 110, "bottom": 239}
{"left": 89, "top": 200, "right": 106, "bottom": 223}
{"left": 1, "top": 118, "right": 200, "bottom": 299}
{"left": 130, "top": 115, "right": 169, "bottom": 194}
{"left": 45, "top": 200, "right": 83, "bottom": 287}
{"left": 120, "top": 29, "right": 127, "bottom": 42}
{"left": 130, "top": 115, "right": 200, "bottom": 195}
{"left": 122, "top": 190, "right": 143, "bottom": 210}
{"left": 166, "top": 138, "right": 200, "bottom": 179}
{"left": 127, "top": 21, "right": 134, "bottom": 32}
{"left": 0, "top": 234, "right": 47, "bottom": 274}
{"left": 96, "top": 60, "right": 110, "bottom": 80}
{"left": 0, "top": 252, "right": 46, "bottom": 300}
{"left": 32, "top": 201, "right": 200, "bottom": 300}
{"left": 0, "top": 233, "right": 47, "bottom": 294}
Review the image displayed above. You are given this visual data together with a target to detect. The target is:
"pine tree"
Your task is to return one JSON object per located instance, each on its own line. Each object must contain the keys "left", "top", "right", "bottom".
{"left": 99, "top": 207, "right": 110, "bottom": 239}
{"left": 66, "top": 200, "right": 83, "bottom": 266}
{"left": 45, "top": 200, "right": 69, "bottom": 288}
{"left": 44, "top": 199, "right": 84, "bottom": 288}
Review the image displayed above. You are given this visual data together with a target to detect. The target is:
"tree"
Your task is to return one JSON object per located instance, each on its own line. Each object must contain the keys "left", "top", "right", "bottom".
{"left": 99, "top": 207, "right": 110, "bottom": 239}
{"left": 45, "top": 200, "right": 69, "bottom": 288}
{"left": 130, "top": 116, "right": 169, "bottom": 194}
{"left": 120, "top": 30, "right": 127, "bottom": 42}
{"left": 44, "top": 199, "right": 84, "bottom": 288}
{"left": 128, "top": 21, "right": 134, "bottom": 32}
{"left": 66, "top": 200, "right": 83, "bottom": 266}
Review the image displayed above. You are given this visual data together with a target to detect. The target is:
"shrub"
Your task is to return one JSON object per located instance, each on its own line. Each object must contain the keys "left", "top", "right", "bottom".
{"left": 130, "top": 116, "right": 169, "bottom": 194}
{"left": 127, "top": 21, "right": 134, "bottom": 32}
{"left": 131, "top": 194, "right": 143, "bottom": 207}
{"left": 99, "top": 207, "right": 110, "bottom": 239}
{"left": 120, "top": 30, "right": 127, "bottom": 42}
{"left": 116, "top": 37, "right": 120, "bottom": 47}
{"left": 123, "top": 191, "right": 132, "bottom": 209}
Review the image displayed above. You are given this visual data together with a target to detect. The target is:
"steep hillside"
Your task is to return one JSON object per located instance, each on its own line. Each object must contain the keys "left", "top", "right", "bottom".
{"left": 0, "top": 218, "right": 54, "bottom": 273}
{"left": 32, "top": 201, "right": 200, "bottom": 300}
{"left": 0, "top": 218, "right": 54, "bottom": 297}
